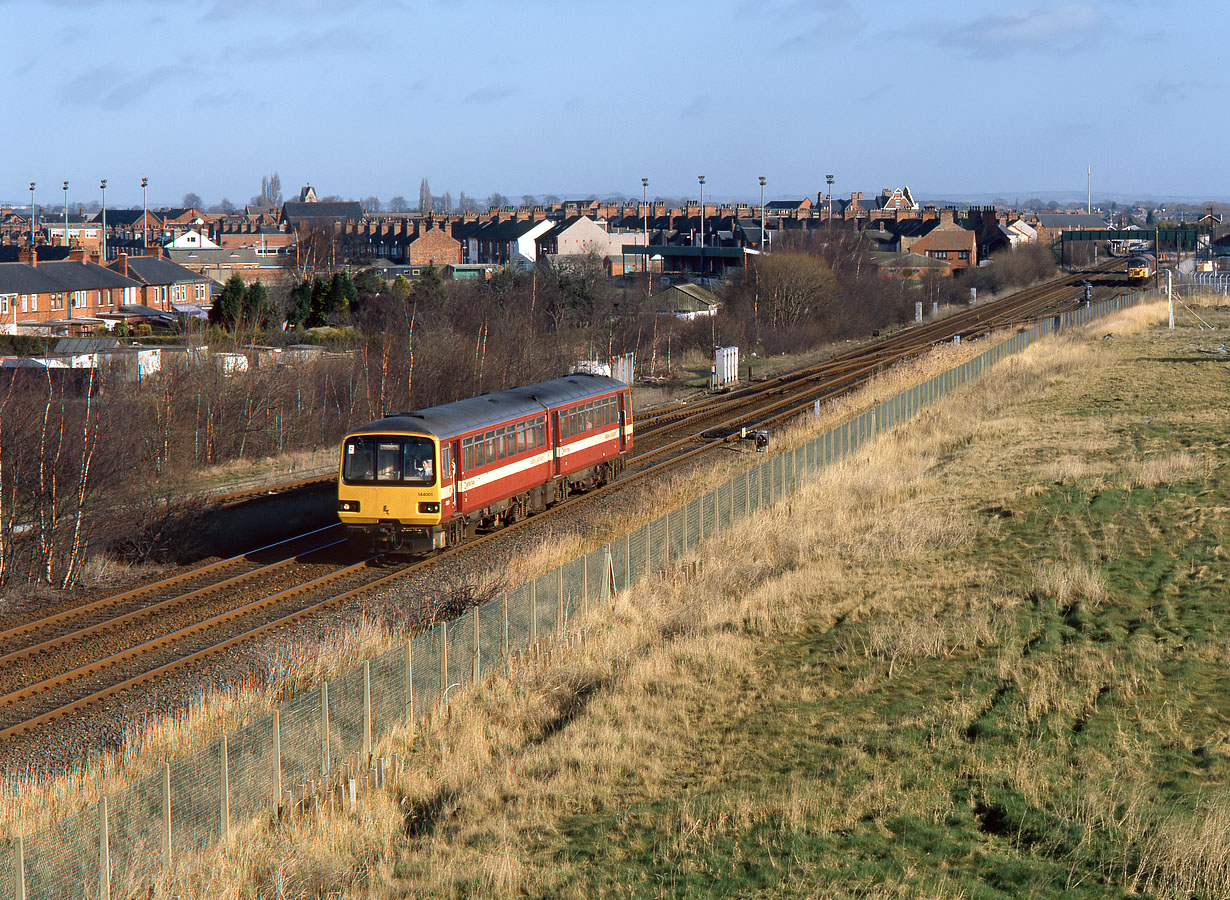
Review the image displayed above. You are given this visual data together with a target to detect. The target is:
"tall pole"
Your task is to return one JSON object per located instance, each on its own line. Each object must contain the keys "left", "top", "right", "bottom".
{"left": 28, "top": 182, "right": 35, "bottom": 250}
{"left": 62, "top": 181, "right": 69, "bottom": 249}
{"left": 641, "top": 176, "right": 648, "bottom": 276}
{"left": 825, "top": 173, "right": 834, "bottom": 226}
{"left": 1086, "top": 164, "right": 1091, "bottom": 215}
{"left": 697, "top": 175, "right": 705, "bottom": 275}
{"left": 100, "top": 179, "right": 107, "bottom": 262}
{"left": 758, "top": 176, "right": 766, "bottom": 252}
{"left": 141, "top": 176, "right": 149, "bottom": 252}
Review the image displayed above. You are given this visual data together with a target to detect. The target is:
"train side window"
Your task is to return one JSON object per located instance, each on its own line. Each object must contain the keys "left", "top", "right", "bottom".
{"left": 536, "top": 416, "right": 546, "bottom": 447}
{"left": 516, "top": 422, "right": 526, "bottom": 453}
{"left": 462, "top": 437, "right": 473, "bottom": 471}
{"left": 442, "top": 445, "right": 451, "bottom": 481}
{"left": 586, "top": 402, "right": 594, "bottom": 431}
{"left": 486, "top": 431, "right": 497, "bottom": 464}
{"left": 495, "top": 428, "right": 505, "bottom": 460}
{"left": 475, "top": 435, "right": 485, "bottom": 468}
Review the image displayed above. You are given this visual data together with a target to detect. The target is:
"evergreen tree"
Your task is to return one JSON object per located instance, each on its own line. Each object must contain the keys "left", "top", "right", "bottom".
{"left": 242, "top": 280, "right": 273, "bottom": 329}
{"left": 419, "top": 178, "right": 432, "bottom": 214}
{"left": 286, "top": 279, "right": 312, "bottom": 327}
{"left": 209, "top": 274, "right": 246, "bottom": 329}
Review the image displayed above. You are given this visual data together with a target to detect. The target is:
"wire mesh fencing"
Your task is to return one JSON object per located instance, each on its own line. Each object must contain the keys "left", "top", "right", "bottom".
{"left": 2, "top": 288, "right": 1148, "bottom": 899}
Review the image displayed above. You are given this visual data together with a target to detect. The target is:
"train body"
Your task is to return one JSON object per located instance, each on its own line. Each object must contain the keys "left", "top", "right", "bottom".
{"left": 337, "top": 374, "right": 633, "bottom": 553}
{"left": 1126, "top": 254, "right": 1156, "bottom": 283}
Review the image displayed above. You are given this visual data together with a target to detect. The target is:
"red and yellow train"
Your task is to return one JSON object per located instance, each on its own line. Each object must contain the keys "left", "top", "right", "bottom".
{"left": 337, "top": 374, "right": 633, "bottom": 552}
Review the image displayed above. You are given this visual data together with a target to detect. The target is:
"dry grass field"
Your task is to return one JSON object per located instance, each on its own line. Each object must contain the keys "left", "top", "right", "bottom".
{"left": 9, "top": 295, "right": 1229, "bottom": 899}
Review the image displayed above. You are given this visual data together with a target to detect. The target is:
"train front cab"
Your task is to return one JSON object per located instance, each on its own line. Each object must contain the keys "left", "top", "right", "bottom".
{"left": 337, "top": 431, "right": 455, "bottom": 553}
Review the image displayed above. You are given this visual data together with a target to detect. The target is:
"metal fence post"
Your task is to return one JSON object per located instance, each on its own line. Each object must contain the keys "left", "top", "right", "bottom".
{"left": 321, "top": 682, "right": 330, "bottom": 774}
{"left": 99, "top": 796, "right": 110, "bottom": 900}
{"left": 273, "top": 710, "right": 282, "bottom": 805}
{"left": 440, "top": 620, "right": 449, "bottom": 695}
{"left": 161, "top": 763, "right": 171, "bottom": 869}
{"left": 529, "top": 582, "right": 537, "bottom": 645}
{"left": 220, "top": 736, "right": 230, "bottom": 841}
{"left": 405, "top": 639, "right": 414, "bottom": 731}
{"left": 472, "top": 606, "right": 481, "bottom": 684}
{"left": 14, "top": 836, "right": 23, "bottom": 900}
{"left": 363, "top": 660, "right": 372, "bottom": 759}
{"left": 605, "top": 545, "right": 615, "bottom": 605}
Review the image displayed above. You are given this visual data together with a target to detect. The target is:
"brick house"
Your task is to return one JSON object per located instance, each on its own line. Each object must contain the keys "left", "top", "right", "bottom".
{"left": 107, "top": 254, "right": 213, "bottom": 310}
{"left": 893, "top": 209, "right": 977, "bottom": 271}
{"left": 0, "top": 249, "right": 144, "bottom": 333}
{"left": 350, "top": 220, "right": 461, "bottom": 266}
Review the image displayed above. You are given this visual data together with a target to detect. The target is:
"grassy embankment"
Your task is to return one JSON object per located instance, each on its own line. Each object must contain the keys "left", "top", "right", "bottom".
{"left": 135, "top": 295, "right": 1229, "bottom": 898}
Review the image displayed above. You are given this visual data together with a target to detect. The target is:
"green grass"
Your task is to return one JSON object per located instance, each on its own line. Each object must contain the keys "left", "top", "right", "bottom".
{"left": 514, "top": 311, "right": 1230, "bottom": 898}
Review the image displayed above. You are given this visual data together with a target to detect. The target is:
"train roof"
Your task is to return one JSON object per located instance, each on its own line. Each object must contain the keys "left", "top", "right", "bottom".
{"left": 347, "top": 373, "right": 627, "bottom": 440}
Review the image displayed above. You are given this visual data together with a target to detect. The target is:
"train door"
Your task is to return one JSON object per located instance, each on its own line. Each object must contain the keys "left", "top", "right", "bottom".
{"left": 618, "top": 392, "right": 630, "bottom": 452}
{"left": 552, "top": 411, "right": 563, "bottom": 476}
{"left": 441, "top": 442, "right": 458, "bottom": 513}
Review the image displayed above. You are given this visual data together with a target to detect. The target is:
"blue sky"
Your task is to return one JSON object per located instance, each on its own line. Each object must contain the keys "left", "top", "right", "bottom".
{"left": 1, "top": 0, "right": 1223, "bottom": 208}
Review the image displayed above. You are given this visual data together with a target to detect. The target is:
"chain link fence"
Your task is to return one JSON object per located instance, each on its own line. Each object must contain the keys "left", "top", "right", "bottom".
{"left": 0, "top": 288, "right": 1150, "bottom": 899}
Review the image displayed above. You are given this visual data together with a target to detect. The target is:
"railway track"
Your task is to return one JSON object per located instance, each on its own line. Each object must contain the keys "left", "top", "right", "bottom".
{"left": 0, "top": 264, "right": 1125, "bottom": 746}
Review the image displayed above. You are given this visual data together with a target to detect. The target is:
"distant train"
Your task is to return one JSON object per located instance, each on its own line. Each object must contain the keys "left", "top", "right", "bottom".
{"left": 1126, "top": 254, "right": 1156, "bottom": 284}
{"left": 337, "top": 374, "right": 633, "bottom": 553}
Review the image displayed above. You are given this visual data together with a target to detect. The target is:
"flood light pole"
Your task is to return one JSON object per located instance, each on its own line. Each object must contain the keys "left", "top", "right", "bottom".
{"left": 28, "top": 182, "right": 35, "bottom": 250}
{"left": 641, "top": 176, "right": 649, "bottom": 275}
{"left": 825, "top": 173, "right": 834, "bottom": 225}
{"left": 758, "top": 175, "right": 766, "bottom": 251}
{"left": 141, "top": 176, "right": 149, "bottom": 252}
{"left": 100, "top": 179, "right": 108, "bottom": 261}
{"left": 62, "top": 181, "right": 69, "bottom": 248}
{"left": 698, "top": 175, "right": 705, "bottom": 275}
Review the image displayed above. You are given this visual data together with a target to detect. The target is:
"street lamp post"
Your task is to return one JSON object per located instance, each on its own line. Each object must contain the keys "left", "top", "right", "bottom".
{"left": 100, "top": 179, "right": 108, "bottom": 262}
{"left": 62, "top": 181, "right": 69, "bottom": 249}
{"left": 141, "top": 177, "right": 148, "bottom": 252}
{"left": 697, "top": 175, "right": 706, "bottom": 275}
{"left": 758, "top": 176, "right": 766, "bottom": 252}
{"left": 28, "top": 182, "right": 35, "bottom": 250}
{"left": 825, "top": 173, "right": 834, "bottom": 226}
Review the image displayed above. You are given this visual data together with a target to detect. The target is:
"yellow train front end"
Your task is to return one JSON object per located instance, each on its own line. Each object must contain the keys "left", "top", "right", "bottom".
{"left": 337, "top": 430, "right": 446, "bottom": 553}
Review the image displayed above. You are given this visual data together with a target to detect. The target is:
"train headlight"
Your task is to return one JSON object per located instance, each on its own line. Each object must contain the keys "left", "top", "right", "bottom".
{"left": 418, "top": 502, "right": 440, "bottom": 514}
{"left": 338, "top": 500, "right": 360, "bottom": 512}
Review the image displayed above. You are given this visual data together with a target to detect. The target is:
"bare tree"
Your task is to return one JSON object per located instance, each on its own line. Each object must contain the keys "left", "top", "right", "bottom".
{"left": 388, "top": 196, "right": 409, "bottom": 213}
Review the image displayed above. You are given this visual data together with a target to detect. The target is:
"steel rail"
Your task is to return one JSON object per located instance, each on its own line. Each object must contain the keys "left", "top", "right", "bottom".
{"left": 0, "top": 523, "right": 342, "bottom": 647}
{"left": 0, "top": 264, "right": 1123, "bottom": 744}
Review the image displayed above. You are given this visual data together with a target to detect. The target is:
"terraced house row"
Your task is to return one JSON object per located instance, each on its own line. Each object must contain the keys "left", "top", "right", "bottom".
{"left": 0, "top": 248, "right": 211, "bottom": 334}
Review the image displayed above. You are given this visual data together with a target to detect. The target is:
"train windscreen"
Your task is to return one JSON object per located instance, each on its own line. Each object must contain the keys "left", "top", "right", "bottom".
{"left": 343, "top": 435, "right": 436, "bottom": 485}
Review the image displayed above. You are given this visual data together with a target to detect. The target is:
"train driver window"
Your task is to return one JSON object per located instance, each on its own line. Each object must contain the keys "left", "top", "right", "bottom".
{"left": 402, "top": 437, "right": 435, "bottom": 485}
{"left": 343, "top": 438, "right": 376, "bottom": 482}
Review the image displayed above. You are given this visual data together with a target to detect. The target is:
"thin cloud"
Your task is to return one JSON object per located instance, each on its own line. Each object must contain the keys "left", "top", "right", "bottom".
{"left": 1145, "top": 77, "right": 1198, "bottom": 104}
{"left": 680, "top": 95, "right": 712, "bottom": 119}
{"left": 464, "top": 85, "right": 515, "bottom": 104}
{"left": 943, "top": 3, "right": 1104, "bottom": 57}
{"left": 61, "top": 64, "right": 177, "bottom": 110}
